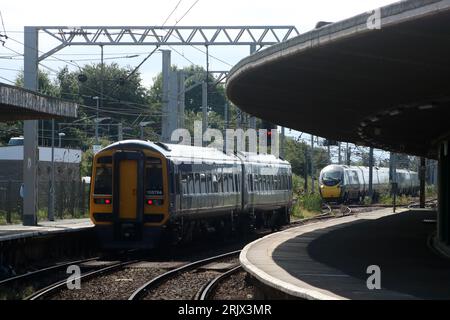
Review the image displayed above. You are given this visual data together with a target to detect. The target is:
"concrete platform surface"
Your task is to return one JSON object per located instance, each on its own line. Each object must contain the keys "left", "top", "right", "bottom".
{"left": 0, "top": 219, "right": 94, "bottom": 242}
{"left": 241, "top": 209, "right": 450, "bottom": 300}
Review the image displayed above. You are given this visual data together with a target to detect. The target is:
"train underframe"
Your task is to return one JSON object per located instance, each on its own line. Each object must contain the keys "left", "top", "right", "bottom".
{"left": 164, "top": 207, "right": 291, "bottom": 246}
{"left": 95, "top": 207, "right": 291, "bottom": 250}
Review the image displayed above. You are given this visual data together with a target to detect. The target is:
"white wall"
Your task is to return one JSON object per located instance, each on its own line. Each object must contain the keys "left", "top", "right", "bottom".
{"left": 0, "top": 146, "right": 82, "bottom": 163}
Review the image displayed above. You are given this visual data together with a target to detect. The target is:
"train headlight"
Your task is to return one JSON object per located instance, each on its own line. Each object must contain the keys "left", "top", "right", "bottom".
{"left": 146, "top": 199, "right": 164, "bottom": 206}
{"left": 94, "top": 198, "right": 112, "bottom": 205}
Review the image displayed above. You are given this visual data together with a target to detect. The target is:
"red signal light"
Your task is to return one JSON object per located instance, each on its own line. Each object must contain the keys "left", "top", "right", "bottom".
{"left": 105, "top": 199, "right": 111, "bottom": 205}
{"left": 147, "top": 200, "right": 154, "bottom": 206}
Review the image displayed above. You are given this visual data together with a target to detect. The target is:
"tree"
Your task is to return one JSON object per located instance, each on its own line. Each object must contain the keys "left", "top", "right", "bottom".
{"left": 284, "top": 137, "right": 330, "bottom": 178}
{"left": 148, "top": 65, "right": 227, "bottom": 116}
{"left": 53, "top": 63, "right": 158, "bottom": 148}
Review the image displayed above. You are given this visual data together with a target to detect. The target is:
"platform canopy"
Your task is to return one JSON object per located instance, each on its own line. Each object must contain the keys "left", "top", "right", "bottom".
{"left": 227, "top": 0, "right": 450, "bottom": 159}
{"left": 0, "top": 83, "right": 77, "bottom": 120}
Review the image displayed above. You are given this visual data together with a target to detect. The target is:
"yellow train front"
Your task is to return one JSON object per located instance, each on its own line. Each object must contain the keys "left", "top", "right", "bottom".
{"left": 90, "top": 141, "right": 169, "bottom": 249}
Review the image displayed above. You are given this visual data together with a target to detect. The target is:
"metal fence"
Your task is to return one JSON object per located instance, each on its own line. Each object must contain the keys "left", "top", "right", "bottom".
{"left": 0, "top": 180, "right": 90, "bottom": 224}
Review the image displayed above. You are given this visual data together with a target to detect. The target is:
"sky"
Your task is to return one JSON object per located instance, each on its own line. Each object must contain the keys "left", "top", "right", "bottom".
{"left": 0, "top": 0, "right": 399, "bottom": 85}
{"left": 0, "top": 0, "right": 399, "bottom": 162}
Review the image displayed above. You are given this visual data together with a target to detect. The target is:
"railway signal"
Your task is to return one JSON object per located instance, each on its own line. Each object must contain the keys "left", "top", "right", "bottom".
{"left": 261, "top": 120, "right": 277, "bottom": 147}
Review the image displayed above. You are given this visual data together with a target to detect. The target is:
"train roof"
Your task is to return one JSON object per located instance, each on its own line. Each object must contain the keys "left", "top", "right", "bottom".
{"left": 237, "top": 151, "right": 290, "bottom": 166}
{"left": 100, "top": 140, "right": 291, "bottom": 166}
{"left": 101, "top": 140, "right": 236, "bottom": 162}
{"left": 321, "top": 164, "right": 417, "bottom": 174}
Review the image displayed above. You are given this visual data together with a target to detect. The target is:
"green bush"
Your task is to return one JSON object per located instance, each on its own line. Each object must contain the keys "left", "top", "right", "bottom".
{"left": 379, "top": 193, "right": 411, "bottom": 206}
{"left": 426, "top": 185, "right": 437, "bottom": 198}
{"left": 302, "top": 193, "right": 323, "bottom": 212}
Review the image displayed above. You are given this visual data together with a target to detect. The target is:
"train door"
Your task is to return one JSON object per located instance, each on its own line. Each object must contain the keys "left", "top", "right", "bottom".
{"left": 113, "top": 151, "right": 145, "bottom": 241}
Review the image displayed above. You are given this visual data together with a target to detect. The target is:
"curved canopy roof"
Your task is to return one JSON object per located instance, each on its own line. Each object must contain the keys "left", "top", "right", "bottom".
{"left": 227, "top": 0, "right": 450, "bottom": 159}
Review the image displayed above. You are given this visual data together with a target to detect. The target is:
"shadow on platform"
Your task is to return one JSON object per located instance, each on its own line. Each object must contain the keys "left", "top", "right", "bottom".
{"left": 273, "top": 211, "right": 450, "bottom": 300}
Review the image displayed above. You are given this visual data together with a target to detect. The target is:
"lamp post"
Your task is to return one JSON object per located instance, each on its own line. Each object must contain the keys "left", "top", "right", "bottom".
{"left": 93, "top": 117, "right": 112, "bottom": 144}
{"left": 58, "top": 133, "right": 65, "bottom": 148}
{"left": 139, "top": 121, "right": 153, "bottom": 140}
{"left": 93, "top": 96, "right": 100, "bottom": 143}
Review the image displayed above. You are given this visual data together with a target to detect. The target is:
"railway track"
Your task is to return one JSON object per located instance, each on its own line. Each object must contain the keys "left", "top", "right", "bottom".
{"left": 4, "top": 201, "right": 435, "bottom": 301}
{"left": 0, "top": 256, "right": 102, "bottom": 300}
{"left": 25, "top": 259, "right": 139, "bottom": 300}
{"left": 129, "top": 250, "right": 241, "bottom": 300}
{"left": 196, "top": 265, "right": 242, "bottom": 300}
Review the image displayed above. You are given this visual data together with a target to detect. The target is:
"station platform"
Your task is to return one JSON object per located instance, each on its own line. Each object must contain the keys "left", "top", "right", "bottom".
{"left": 0, "top": 219, "right": 93, "bottom": 243}
{"left": 240, "top": 208, "right": 450, "bottom": 300}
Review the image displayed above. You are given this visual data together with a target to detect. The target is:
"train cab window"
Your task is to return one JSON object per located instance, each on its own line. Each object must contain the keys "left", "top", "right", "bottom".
{"left": 145, "top": 165, "right": 164, "bottom": 196}
{"left": 94, "top": 166, "right": 112, "bottom": 195}
{"left": 97, "top": 156, "right": 112, "bottom": 164}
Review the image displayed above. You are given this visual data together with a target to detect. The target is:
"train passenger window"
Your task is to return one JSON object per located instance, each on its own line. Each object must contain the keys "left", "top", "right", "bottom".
{"left": 188, "top": 174, "right": 194, "bottom": 194}
{"left": 249, "top": 174, "right": 253, "bottom": 192}
{"left": 94, "top": 166, "right": 112, "bottom": 195}
{"left": 207, "top": 174, "right": 212, "bottom": 193}
{"left": 234, "top": 175, "right": 238, "bottom": 192}
{"left": 212, "top": 174, "right": 219, "bottom": 193}
{"left": 229, "top": 174, "right": 234, "bottom": 192}
{"left": 181, "top": 174, "right": 188, "bottom": 195}
{"left": 350, "top": 171, "right": 359, "bottom": 185}
{"left": 194, "top": 173, "right": 201, "bottom": 194}
{"left": 223, "top": 175, "right": 229, "bottom": 193}
{"left": 145, "top": 165, "right": 164, "bottom": 196}
{"left": 218, "top": 174, "right": 223, "bottom": 193}
{"left": 200, "top": 174, "right": 207, "bottom": 194}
